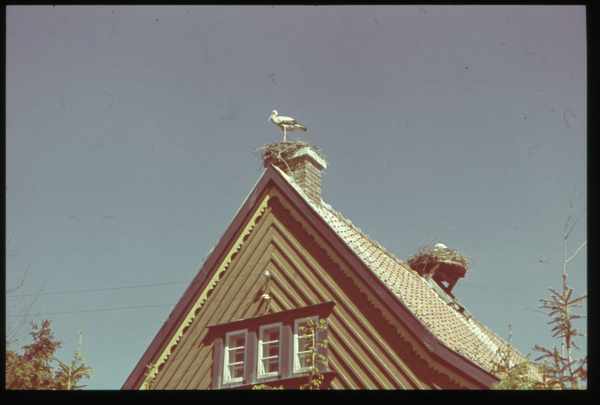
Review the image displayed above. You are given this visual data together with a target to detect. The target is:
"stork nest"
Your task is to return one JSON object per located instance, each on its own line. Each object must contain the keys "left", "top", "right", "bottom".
{"left": 255, "top": 140, "right": 327, "bottom": 167}
{"left": 407, "top": 242, "right": 473, "bottom": 275}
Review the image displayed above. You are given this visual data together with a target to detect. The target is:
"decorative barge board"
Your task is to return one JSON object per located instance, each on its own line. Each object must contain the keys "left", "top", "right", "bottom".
{"left": 124, "top": 144, "right": 535, "bottom": 389}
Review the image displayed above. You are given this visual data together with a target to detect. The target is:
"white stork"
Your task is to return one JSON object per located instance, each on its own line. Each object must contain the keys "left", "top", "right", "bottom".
{"left": 267, "top": 110, "right": 307, "bottom": 142}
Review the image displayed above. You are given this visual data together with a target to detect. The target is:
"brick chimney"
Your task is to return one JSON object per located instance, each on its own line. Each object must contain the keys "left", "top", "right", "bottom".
{"left": 263, "top": 146, "right": 327, "bottom": 205}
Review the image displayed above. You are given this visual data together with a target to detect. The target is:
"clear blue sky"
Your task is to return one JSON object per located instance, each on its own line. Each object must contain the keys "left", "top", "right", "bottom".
{"left": 6, "top": 6, "right": 586, "bottom": 389}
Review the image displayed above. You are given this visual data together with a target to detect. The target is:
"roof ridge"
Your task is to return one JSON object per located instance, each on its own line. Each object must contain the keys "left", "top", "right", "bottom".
{"left": 271, "top": 165, "right": 401, "bottom": 264}
{"left": 270, "top": 164, "right": 539, "bottom": 379}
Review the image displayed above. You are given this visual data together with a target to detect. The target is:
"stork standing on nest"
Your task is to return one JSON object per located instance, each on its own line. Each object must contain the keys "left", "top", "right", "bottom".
{"left": 267, "top": 110, "right": 307, "bottom": 142}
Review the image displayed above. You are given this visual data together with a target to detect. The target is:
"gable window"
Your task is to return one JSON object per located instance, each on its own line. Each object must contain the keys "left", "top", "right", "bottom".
{"left": 208, "top": 301, "right": 335, "bottom": 389}
{"left": 293, "top": 316, "right": 318, "bottom": 373}
{"left": 258, "top": 323, "right": 282, "bottom": 378}
{"left": 223, "top": 330, "right": 247, "bottom": 384}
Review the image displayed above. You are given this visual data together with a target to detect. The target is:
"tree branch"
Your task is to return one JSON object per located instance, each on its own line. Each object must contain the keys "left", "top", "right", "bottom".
{"left": 566, "top": 240, "right": 587, "bottom": 263}
{"left": 540, "top": 260, "right": 563, "bottom": 273}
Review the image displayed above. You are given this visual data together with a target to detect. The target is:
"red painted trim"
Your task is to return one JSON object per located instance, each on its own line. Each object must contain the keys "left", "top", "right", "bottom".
{"left": 206, "top": 301, "right": 336, "bottom": 333}
{"left": 121, "top": 172, "right": 273, "bottom": 389}
{"left": 122, "top": 165, "right": 498, "bottom": 389}
{"left": 262, "top": 168, "right": 497, "bottom": 387}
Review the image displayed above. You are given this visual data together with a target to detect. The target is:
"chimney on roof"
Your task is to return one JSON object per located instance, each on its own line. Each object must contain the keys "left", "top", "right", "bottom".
{"left": 261, "top": 142, "right": 327, "bottom": 205}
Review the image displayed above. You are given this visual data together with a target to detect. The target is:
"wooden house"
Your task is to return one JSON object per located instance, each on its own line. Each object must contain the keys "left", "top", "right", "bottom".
{"left": 122, "top": 144, "right": 538, "bottom": 389}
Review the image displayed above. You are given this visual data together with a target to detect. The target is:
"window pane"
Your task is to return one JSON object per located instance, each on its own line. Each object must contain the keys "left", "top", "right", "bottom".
{"left": 267, "top": 341, "right": 279, "bottom": 358}
{"left": 266, "top": 357, "right": 279, "bottom": 373}
{"left": 232, "top": 347, "right": 245, "bottom": 363}
{"left": 259, "top": 324, "right": 281, "bottom": 377}
{"left": 224, "top": 331, "right": 246, "bottom": 382}
{"left": 298, "top": 335, "right": 309, "bottom": 351}
{"left": 297, "top": 323, "right": 314, "bottom": 353}
{"left": 266, "top": 329, "right": 279, "bottom": 342}
{"left": 297, "top": 352, "right": 311, "bottom": 369}
{"left": 230, "top": 363, "right": 244, "bottom": 379}
{"left": 294, "top": 317, "right": 318, "bottom": 373}
{"left": 229, "top": 335, "right": 245, "bottom": 348}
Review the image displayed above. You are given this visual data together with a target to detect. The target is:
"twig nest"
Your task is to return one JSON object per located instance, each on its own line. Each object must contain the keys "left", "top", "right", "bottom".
{"left": 255, "top": 140, "right": 327, "bottom": 167}
{"left": 408, "top": 242, "right": 473, "bottom": 278}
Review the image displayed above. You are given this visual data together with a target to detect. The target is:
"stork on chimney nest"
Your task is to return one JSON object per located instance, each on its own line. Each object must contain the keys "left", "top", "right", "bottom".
{"left": 267, "top": 110, "right": 307, "bottom": 142}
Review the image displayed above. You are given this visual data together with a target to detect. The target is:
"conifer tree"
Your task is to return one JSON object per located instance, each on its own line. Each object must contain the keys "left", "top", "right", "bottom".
{"left": 533, "top": 191, "right": 587, "bottom": 389}
{"left": 492, "top": 191, "right": 586, "bottom": 389}
{"left": 6, "top": 320, "right": 93, "bottom": 390}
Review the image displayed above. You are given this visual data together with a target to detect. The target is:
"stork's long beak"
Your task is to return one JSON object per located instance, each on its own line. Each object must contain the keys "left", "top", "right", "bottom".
{"left": 267, "top": 114, "right": 273, "bottom": 122}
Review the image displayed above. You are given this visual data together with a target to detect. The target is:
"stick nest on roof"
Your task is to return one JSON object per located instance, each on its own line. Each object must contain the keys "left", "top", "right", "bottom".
{"left": 407, "top": 242, "right": 473, "bottom": 275}
{"left": 255, "top": 140, "right": 327, "bottom": 165}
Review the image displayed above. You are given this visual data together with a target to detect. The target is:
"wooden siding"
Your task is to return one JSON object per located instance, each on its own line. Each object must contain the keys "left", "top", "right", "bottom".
{"left": 146, "top": 189, "right": 479, "bottom": 389}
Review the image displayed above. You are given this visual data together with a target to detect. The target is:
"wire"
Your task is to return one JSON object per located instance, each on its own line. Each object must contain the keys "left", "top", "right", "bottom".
{"left": 460, "top": 282, "right": 543, "bottom": 295}
{"left": 6, "top": 281, "right": 190, "bottom": 298}
{"left": 6, "top": 270, "right": 271, "bottom": 299}
{"left": 35, "top": 304, "right": 176, "bottom": 316}
{"left": 32, "top": 283, "right": 270, "bottom": 316}
{"left": 10, "top": 275, "right": 546, "bottom": 318}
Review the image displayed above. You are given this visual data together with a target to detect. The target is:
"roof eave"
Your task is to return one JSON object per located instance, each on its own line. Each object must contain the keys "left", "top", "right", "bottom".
{"left": 122, "top": 164, "right": 499, "bottom": 389}
{"left": 265, "top": 166, "right": 499, "bottom": 388}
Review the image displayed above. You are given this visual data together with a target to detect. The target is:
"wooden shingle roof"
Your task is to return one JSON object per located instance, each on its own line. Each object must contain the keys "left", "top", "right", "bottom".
{"left": 122, "top": 162, "right": 541, "bottom": 389}
{"left": 273, "top": 165, "right": 541, "bottom": 382}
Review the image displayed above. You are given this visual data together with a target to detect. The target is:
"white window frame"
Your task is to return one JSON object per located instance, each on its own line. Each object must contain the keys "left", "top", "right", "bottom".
{"left": 293, "top": 316, "right": 319, "bottom": 374}
{"left": 223, "top": 329, "right": 248, "bottom": 384}
{"left": 257, "top": 322, "right": 282, "bottom": 379}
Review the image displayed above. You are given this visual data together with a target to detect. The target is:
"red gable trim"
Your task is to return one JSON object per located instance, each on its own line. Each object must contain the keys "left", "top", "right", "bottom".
{"left": 122, "top": 170, "right": 274, "bottom": 389}
{"left": 122, "top": 165, "right": 498, "bottom": 389}
{"left": 265, "top": 167, "right": 498, "bottom": 388}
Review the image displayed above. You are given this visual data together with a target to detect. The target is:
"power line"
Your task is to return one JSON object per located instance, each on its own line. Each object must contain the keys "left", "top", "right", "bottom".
{"left": 460, "top": 282, "right": 543, "bottom": 295}
{"left": 26, "top": 283, "right": 546, "bottom": 317}
{"left": 6, "top": 277, "right": 546, "bottom": 300}
{"left": 7, "top": 276, "right": 546, "bottom": 318}
{"left": 35, "top": 293, "right": 267, "bottom": 317}
{"left": 6, "top": 270, "right": 268, "bottom": 298}
{"left": 6, "top": 281, "right": 190, "bottom": 298}
{"left": 36, "top": 304, "right": 175, "bottom": 316}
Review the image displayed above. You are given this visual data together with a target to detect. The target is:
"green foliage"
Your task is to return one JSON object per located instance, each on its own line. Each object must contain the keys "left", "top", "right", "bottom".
{"left": 251, "top": 317, "right": 329, "bottom": 390}
{"left": 532, "top": 347, "right": 586, "bottom": 390}
{"left": 491, "top": 326, "right": 537, "bottom": 390}
{"left": 532, "top": 285, "right": 587, "bottom": 389}
{"left": 5, "top": 319, "right": 93, "bottom": 390}
{"left": 532, "top": 192, "right": 587, "bottom": 390}
{"left": 299, "top": 318, "right": 328, "bottom": 390}
{"left": 491, "top": 357, "right": 537, "bottom": 390}
{"left": 252, "top": 384, "right": 283, "bottom": 390}
{"left": 492, "top": 192, "right": 586, "bottom": 390}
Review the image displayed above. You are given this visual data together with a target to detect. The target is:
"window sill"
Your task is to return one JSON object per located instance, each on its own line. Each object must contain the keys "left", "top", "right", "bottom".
{"left": 221, "top": 371, "right": 338, "bottom": 390}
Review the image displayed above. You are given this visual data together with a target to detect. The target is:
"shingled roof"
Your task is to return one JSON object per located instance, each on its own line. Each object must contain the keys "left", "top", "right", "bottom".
{"left": 122, "top": 143, "right": 544, "bottom": 389}
{"left": 271, "top": 164, "right": 541, "bottom": 382}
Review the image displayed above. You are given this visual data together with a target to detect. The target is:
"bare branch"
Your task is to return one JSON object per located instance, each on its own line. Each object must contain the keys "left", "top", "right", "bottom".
{"left": 6, "top": 267, "right": 55, "bottom": 343}
{"left": 566, "top": 207, "right": 586, "bottom": 242}
{"left": 540, "top": 260, "right": 563, "bottom": 273}
{"left": 525, "top": 307, "right": 546, "bottom": 315}
{"left": 566, "top": 240, "right": 587, "bottom": 263}
{"left": 6, "top": 261, "right": 30, "bottom": 294}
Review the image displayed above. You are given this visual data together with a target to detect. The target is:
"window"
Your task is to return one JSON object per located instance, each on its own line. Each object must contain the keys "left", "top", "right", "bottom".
{"left": 293, "top": 316, "right": 319, "bottom": 373}
{"left": 208, "top": 301, "right": 335, "bottom": 389}
{"left": 258, "top": 323, "right": 282, "bottom": 378}
{"left": 223, "top": 330, "right": 247, "bottom": 384}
